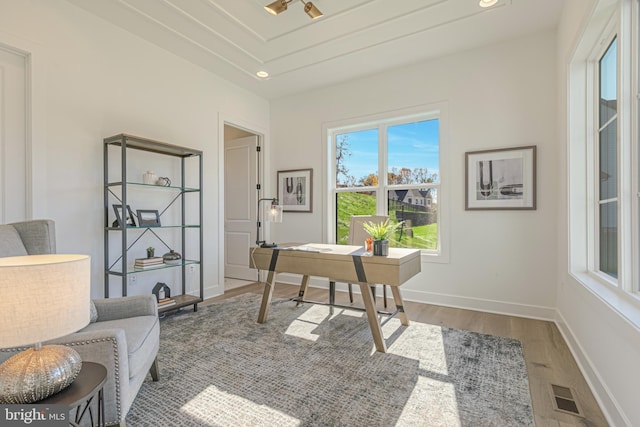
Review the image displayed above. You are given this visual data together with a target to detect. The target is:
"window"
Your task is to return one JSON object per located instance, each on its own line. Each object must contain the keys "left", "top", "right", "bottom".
{"left": 327, "top": 106, "right": 447, "bottom": 258}
{"left": 569, "top": 0, "right": 639, "bottom": 303}
{"left": 597, "top": 37, "right": 618, "bottom": 279}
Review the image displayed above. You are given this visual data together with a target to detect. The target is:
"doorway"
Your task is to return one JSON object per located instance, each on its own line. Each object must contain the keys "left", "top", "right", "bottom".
{"left": 223, "top": 124, "right": 261, "bottom": 290}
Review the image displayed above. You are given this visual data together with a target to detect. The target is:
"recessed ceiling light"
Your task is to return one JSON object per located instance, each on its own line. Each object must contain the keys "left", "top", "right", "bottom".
{"left": 256, "top": 71, "right": 269, "bottom": 78}
{"left": 479, "top": 0, "right": 498, "bottom": 7}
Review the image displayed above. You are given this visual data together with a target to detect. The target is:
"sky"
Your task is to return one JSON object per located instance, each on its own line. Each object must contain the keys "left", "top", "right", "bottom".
{"left": 337, "top": 119, "right": 440, "bottom": 185}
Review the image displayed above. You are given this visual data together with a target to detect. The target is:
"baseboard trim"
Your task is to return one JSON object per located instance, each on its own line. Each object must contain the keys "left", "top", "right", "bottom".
{"left": 273, "top": 273, "right": 555, "bottom": 321}
{"left": 555, "top": 311, "right": 630, "bottom": 427}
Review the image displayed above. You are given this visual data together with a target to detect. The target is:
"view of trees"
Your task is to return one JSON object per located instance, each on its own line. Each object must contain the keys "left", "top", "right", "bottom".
{"left": 335, "top": 134, "right": 438, "bottom": 250}
{"left": 336, "top": 135, "right": 438, "bottom": 187}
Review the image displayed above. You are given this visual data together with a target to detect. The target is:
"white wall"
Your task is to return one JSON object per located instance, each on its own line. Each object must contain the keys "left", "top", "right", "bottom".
{"left": 556, "top": 1, "right": 640, "bottom": 426}
{"left": 0, "top": 0, "right": 270, "bottom": 299}
{"left": 270, "top": 31, "right": 558, "bottom": 320}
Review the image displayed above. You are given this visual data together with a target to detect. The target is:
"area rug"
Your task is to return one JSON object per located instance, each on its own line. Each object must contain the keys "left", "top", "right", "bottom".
{"left": 127, "top": 294, "right": 534, "bottom": 426}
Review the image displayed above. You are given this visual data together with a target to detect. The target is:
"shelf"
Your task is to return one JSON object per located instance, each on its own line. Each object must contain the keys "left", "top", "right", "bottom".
{"left": 106, "top": 181, "right": 200, "bottom": 192}
{"left": 104, "top": 133, "right": 202, "bottom": 158}
{"left": 106, "top": 260, "right": 201, "bottom": 276}
{"left": 104, "top": 133, "right": 203, "bottom": 306}
{"left": 106, "top": 225, "right": 200, "bottom": 231}
{"left": 158, "top": 294, "right": 202, "bottom": 314}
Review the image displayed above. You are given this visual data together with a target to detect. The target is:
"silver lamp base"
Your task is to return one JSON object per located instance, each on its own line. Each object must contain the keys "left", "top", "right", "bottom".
{"left": 0, "top": 344, "right": 82, "bottom": 403}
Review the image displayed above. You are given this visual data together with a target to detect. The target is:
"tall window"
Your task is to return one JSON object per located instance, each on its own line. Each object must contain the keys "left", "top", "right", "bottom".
{"left": 330, "top": 112, "right": 442, "bottom": 253}
{"left": 598, "top": 37, "right": 618, "bottom": 279}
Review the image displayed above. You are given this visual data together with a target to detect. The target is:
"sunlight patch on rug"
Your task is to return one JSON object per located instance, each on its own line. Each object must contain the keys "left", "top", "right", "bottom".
{"left": 181, "top": 386, "right": 300, "bottom": 426}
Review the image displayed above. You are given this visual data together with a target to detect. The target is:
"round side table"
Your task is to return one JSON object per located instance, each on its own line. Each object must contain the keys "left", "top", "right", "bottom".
{"left": 39, "top": 362, "right": 107, "bottom": 427}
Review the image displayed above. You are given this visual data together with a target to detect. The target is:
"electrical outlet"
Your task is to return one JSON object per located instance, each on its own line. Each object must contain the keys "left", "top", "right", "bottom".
{"left": 129, "top": 275, "right": 137, "bottom": 285}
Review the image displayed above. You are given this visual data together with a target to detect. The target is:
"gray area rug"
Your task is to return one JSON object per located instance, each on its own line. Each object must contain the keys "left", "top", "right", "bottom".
{"left": 127, "top": 294, "right": 534, "bottom": 426}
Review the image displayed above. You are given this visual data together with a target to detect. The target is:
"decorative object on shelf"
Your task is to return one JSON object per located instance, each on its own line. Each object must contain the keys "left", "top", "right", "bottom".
{"left": 143, "top": 170, "right": 157, "bottom": 185}
{"left": 465, "top": 145, "right": 537, "bottom": 210}
{"left": 146, "top": 247, "right": 155, "bottom": 258}
{"left": 137, "top": 209, "right": 161, "bottom": 227}
{"left": 135, "top": 257, "right": 163, "bottom": 269}
{"left": 0, "top": 254, "right": 90, "bottom": 403}
{"left": 256, "top": 197, "right": 283, "bottom": 248}
{"left": 362, "top": 218, "right": 403, "bottom": 256}
{"left": 156, "top": 176, "right": 171, "bottom": 186}
{"left": 152, "top": 282, "right": 171, "bottom": 302}
{"left": 277, "top": 168, "right": 312, "bottom": 212}
{"left": 113, "top": 204, "right": 136, "bottom": 227}
{"left": 163, "top": 250, "right": 182, "bottom": 265}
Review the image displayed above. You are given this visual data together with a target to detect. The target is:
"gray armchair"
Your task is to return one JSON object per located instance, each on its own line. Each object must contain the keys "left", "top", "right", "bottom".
{"left": 0, "top": 220, "right": 159, "bottom": 427}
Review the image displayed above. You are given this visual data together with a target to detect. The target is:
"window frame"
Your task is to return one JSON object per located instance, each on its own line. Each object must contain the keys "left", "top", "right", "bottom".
{"left": 323, "top": 102, "right": 450, "bottom": 263}
{"left": 570, "top": 0, "right": 640, "bottom": 316}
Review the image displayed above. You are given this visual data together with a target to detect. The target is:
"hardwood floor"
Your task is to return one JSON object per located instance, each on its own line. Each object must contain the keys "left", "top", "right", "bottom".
{"left": 205, "top": 281, "right": 609, "bottom": 427}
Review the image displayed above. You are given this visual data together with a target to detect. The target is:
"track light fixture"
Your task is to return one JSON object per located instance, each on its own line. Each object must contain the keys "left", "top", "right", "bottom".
{"left": 264, "top": 0, "right": 323, "bottom": 20}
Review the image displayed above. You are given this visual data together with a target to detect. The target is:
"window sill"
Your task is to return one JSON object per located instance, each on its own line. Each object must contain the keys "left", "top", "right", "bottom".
{"left": 570, "top": 270, "right": 640, "bottom": 331}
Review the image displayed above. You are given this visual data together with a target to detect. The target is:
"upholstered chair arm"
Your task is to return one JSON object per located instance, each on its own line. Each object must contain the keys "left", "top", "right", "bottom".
{"left": 9, "top": 219, "right": 56, "bottom": 255}
{"left": 93, "top": 295, "right": 157, "bottom": 321}
{"left": 0, "top": 328, "right": 130, "bottom": 427}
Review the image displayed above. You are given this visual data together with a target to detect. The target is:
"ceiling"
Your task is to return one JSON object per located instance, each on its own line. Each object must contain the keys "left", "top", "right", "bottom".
{"left": 68, "top": 0, "right": 564, "bottom": 100}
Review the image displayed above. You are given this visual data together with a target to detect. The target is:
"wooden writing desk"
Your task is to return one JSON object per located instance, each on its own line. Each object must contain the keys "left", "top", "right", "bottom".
{"left": 249, "top": 243, "right": 421, "bottom": 352}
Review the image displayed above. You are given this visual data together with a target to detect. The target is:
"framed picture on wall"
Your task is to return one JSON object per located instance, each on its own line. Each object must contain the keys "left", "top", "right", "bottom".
{"left": 465, "top": 145, "right": 536, "bottom": 210}
{"left": 277, "top": 168, "right": 313, "bottom": 212}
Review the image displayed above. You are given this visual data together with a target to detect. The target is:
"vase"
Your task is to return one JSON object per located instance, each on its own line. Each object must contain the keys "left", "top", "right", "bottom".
{"left": 143, "top": 171, "right": 157, "bottom": 185}
{"left": 373, "top": 239, "right": 389, "bottom": 256}
{"left": 163, "top": 250, "right": 182, "bottom": 265}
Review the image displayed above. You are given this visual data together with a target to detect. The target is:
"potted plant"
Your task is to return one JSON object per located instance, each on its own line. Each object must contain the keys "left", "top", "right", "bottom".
{"left": 146, "top": 246, "right": 155, "bottom": 258}
{"left": 362, "top": 219, "right": 403, "bottom": 256}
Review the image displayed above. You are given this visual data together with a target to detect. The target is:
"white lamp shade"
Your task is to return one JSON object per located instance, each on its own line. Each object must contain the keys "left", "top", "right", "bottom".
{"left": 0, "top": 254, "right": 91, "bottom": 348}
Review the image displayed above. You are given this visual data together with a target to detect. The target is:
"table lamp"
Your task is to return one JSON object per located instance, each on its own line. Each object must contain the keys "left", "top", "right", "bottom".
{"left": 0, "top": 254, "right": 91, "bottom": 403}
{"left": 256, "top": 197, "right": 283, "bottom": 248}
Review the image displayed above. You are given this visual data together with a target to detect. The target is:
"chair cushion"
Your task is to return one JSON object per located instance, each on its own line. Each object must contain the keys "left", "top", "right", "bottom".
{"left": 81, "top": 315, "right": 159, "bottom": 379}
{"left": 0, "top": 225, "right": 28, "bottom": 257}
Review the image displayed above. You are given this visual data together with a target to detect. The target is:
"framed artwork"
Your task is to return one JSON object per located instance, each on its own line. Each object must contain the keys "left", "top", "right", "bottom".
{"left": 112, "top": 204, "right": 136, "bottom": 227}
{"left": 277, "top": 168, "right": 313, "bottom": 212}
{"left": 137, "top": 209, "right": 161, "bottom": 227}
{"left": 465, "top": 145, "right": 536, "bottom": 210}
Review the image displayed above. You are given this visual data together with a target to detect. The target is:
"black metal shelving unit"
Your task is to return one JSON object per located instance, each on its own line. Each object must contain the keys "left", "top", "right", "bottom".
{"left": 103, "top": 133, "right": 203, "bottom": 313}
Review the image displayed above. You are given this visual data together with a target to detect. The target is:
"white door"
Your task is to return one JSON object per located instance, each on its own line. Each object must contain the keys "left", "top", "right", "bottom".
{"left": 224, "top": 135, "right": 258, "bottom": 280}
{"left": 0, "top": 47, "right": 27, "bottom": 223}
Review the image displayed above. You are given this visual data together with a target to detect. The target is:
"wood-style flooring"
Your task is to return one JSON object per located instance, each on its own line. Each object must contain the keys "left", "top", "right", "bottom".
{"left": 204, "top": 281, "right": 609, "bottom": 427}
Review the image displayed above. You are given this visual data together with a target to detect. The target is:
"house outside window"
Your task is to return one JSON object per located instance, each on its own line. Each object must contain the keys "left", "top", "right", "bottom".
{"left": 326, "top": 105, "right": 448, "bottom": 258}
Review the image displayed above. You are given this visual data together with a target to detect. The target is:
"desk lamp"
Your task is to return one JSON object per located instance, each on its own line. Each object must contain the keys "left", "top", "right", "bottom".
{"left": 0, "top": 254, "right": 90, "bottom": 403}
{"left": 256, "top": 197, "right": 283, "bottom": 248}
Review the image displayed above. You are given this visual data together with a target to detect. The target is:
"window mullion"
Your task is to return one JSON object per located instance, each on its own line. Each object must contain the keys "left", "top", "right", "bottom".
{"left": 379, "top": 125, "right": 388, "bottom": 216}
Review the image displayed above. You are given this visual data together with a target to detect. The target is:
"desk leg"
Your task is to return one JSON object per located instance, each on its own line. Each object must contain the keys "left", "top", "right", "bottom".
{"left": 296, "top": 275, "right": 310, "bottom": 307}
{"left": 391, "top": 286, "right": 410, "bottom": 326}
{"left": 358, "top": 282, "right": 387, "bottom": 353}
{"left": 257, "top": 270, "right": 276, "bottom": 323}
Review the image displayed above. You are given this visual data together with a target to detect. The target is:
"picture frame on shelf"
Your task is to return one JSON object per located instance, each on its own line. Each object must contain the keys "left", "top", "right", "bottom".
{"left": 277, "top": 168, "right": 312, "bottom": 212}
{"left": 112, "top": 204, "right": 136, "bottom": 227}
{"left": 465, "top": 145, "right": 537, "bottom": 210}
{"left": 137, "top": 209, "right": 161, "bottom": 227}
